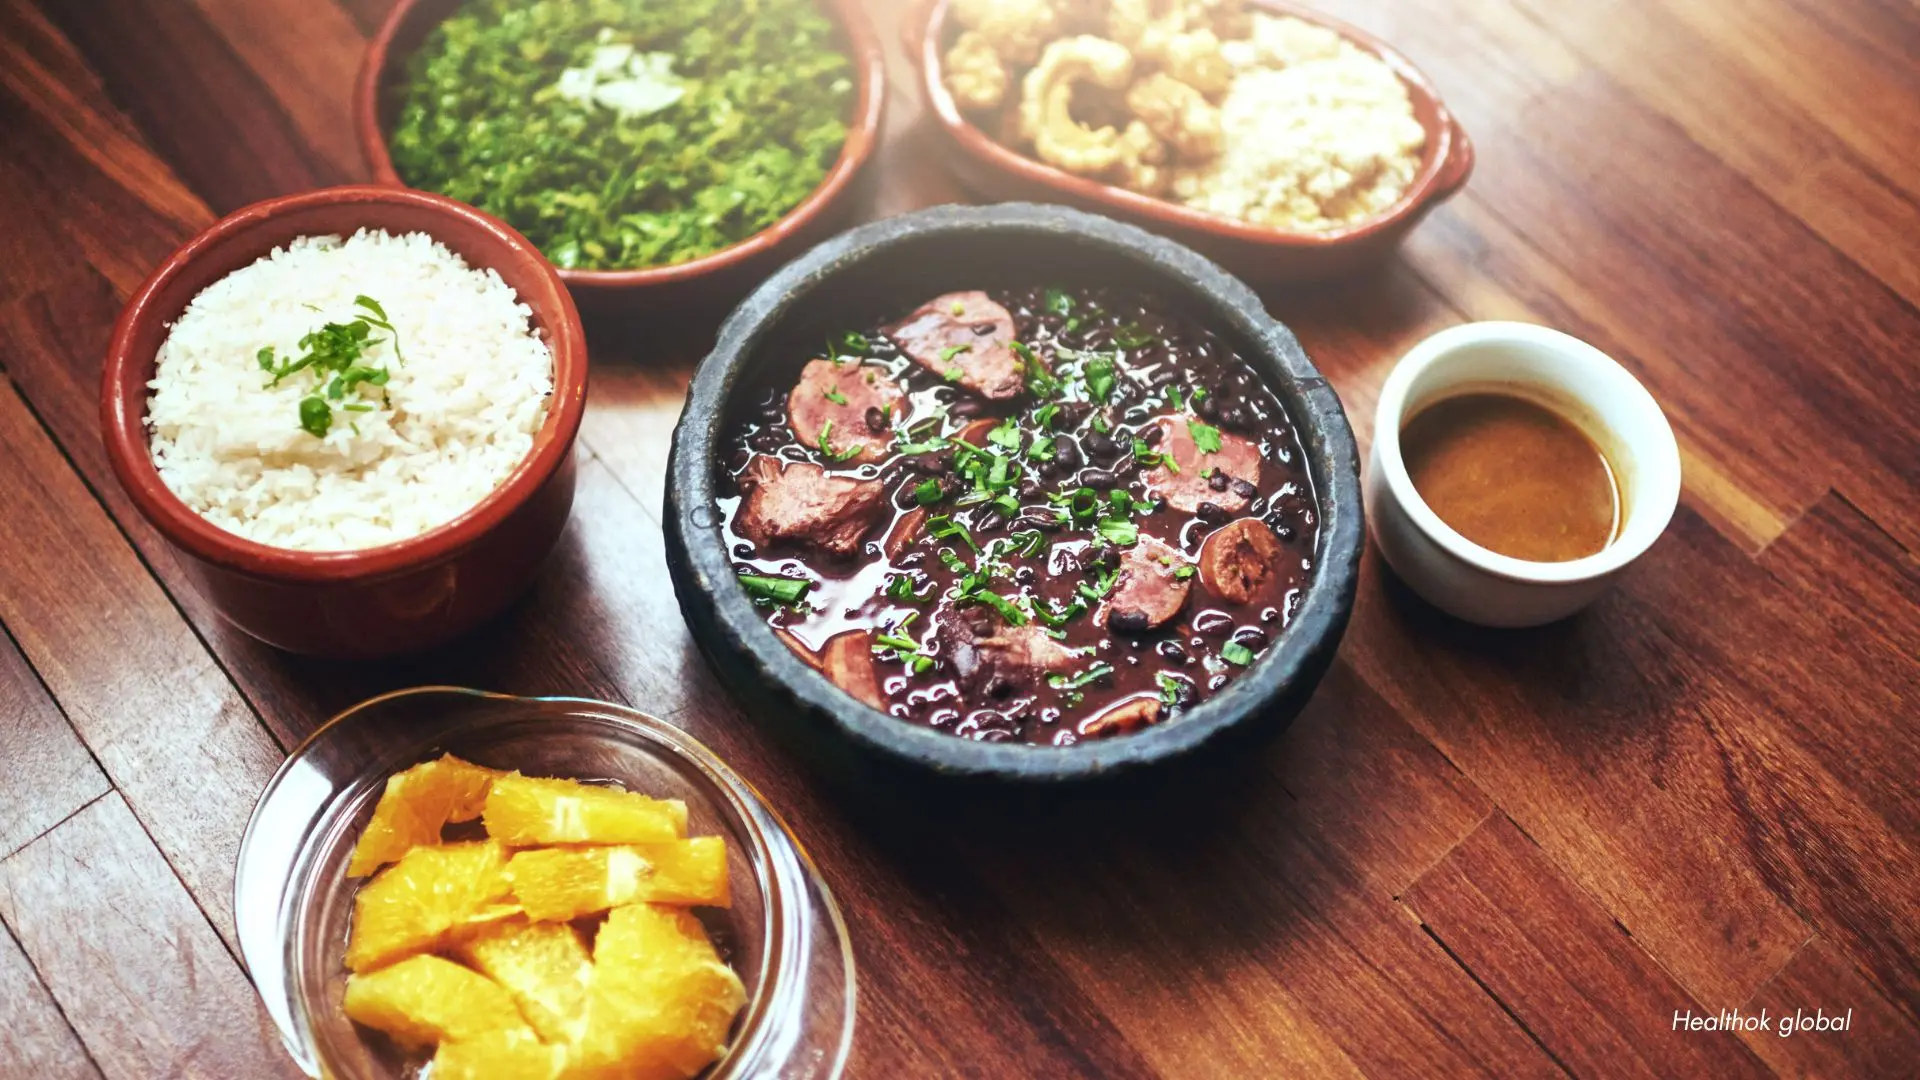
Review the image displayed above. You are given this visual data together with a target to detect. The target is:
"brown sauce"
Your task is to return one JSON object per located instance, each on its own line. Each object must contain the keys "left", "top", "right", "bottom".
{"left": 1400, "top": 392, "right": 1620, "bottom": 562}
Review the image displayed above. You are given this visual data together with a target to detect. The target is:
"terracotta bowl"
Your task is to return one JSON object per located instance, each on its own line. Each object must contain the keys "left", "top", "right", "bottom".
{"left": 355, "top": 0, "right": 885, "bottom": 304}
{"left": 664, "top": 204, "right": 1365, "bottom": 788}
{"left": 906, "top": 0, "right": 1474, "bottom": 282}
{"left": 100, "top": 185, "right": 588, "bottom": 660}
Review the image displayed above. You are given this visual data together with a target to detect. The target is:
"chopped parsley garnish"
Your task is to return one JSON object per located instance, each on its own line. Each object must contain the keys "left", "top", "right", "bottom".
{"left": 939, "top": 343, "right": 972, "bottom": 363}
{"left": 1157, "top": 672, "right": 1186, "bottom": 706}
{"left": 1096, "top": 517, "right": 1139, "bottom": 546}
{"left": 1174, "top": 565, "right": 1197, "bottom": 579}
{"left": 1085, "top": 354, "right": 1117, "bottom": 403}
{"left": 1222, "top": 641, "right": 1256, "bottom": 666}
{"left": 1008, "top": 530, "right": 1046, "bottom": 558}
{"left": 816, "top": 420, "right": 859, "bottom": 462}
{"left": 1189, "top": 419, "right": 1223, "bottom": 454}
{"left": 1011, "top": 341, "right": 1059, "bottom": 397}
{"left": 987, "top": 417, "right": 1022, "bottom": 451}
{"left": 837, "top": 330, "right": 870, "bottom": 354}
{"left": 1133, "top": 438, "right": 1177, "bottom": 472}
{"left": 965, "top": 588, "right": 1028, "bottom": 625}
{"left": 259, "top": 296, "right": 404, "bottom": 438}
{"left": 1048, "top": 661, "right": 1113, "bottom": 691}
{"left": 1109, "top": 490, "right": 1132, "bottom": 516}
{"left": 1049, "top": 486, "right": 1100, "bottom": 525}
{"left": 1166, "top": 384, "right": 1185, "bottom": 411}
{"left": 927, "top": 515, "right": 979, "bottom": 552}
{"left": 1078, "top": 568, "right": 1117, "bottom": 602}
{"left": 1034, "top": 402, "right": 1061, "bottom": 429}
{"left": 914, "top": 478, "right": 945, "bottom": 506}
{"left": 937, "top": 547, "right": 970, "bottom": 574}
{"left": 1044, "top": 287, "right": 1073, "bottom": 316}
{"left": 1114, "top": 322, "right": 1157, "bottom": 349}
{"left": 1031, "top": 597, "right": 1087, "bottom": 627}
{"left": 893, "top": 434, "right": 950, "bottom": 455}
{"left": 738, "top": 574, "right": 811, "bottom": 606}
{"left": 823, "top": 388, "right": 848, "bottom": 405}
{"left": 1026, "top": 435, "right": 1055, "bottom": 461}
{"left": 886, "top": 574, "right": 935, "bottom": 603}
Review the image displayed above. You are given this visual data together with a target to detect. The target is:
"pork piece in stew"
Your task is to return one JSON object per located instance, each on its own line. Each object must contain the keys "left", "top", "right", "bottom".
{"left": 718, "top": 286, "right": 1319, "bottom": 746}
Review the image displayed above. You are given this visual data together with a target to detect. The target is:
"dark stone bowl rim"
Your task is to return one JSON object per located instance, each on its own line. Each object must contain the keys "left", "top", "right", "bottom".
{"left": 666, "top": 203, "right": 1363, "bottom": 781}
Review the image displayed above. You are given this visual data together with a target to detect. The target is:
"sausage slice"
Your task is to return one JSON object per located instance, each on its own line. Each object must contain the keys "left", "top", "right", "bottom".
{"left": 1197, "top": 517, "right": 1286, "bottom": 604}
{"left": 787, "top": 359, "right": 905, "bottom": 465}
{"left": 940, "top": 616, "right": 1084, "bottom": 699}
{"left": 735, "top": 455, "right": 890, "bottom": 558}
{"left": 1100, "top": 535, "right": 1191, "bottom": 632}
{"left": 821, "top": 630, "right": 887, "bottom": 710}
{"left": 1142, "top": 414, "right": 1264, "bottom": 514}
{"left": 884, "top": 291, "right": 1026, "bottom": 400}
{"left": 1079, "top": 693, "right": 1162, "bottom": 739}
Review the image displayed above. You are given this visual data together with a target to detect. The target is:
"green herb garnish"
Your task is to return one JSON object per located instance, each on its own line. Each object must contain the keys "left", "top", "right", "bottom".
{"left": 939, "top": 344, "right": 972, "bottom": 364}
{"left": 823, "top": 389, "right": 848, "bottom": 405}
{"left": 927, "top": 515, "right": 979, "bottom": 552}
{"left": 298, "top": 396, "right": 332, "bottom": 438}
{"left": 261, "top": 299, "right": 403, "bottom": 438}
{"left": 816, "top": 420, "right": 858, "bottom": 462}
{"left": 1096, "top": 517, "right": 1139, "bottom": 546}
{"left": 1157, "top": 672, "right": 1185, "bottom": 706}
{"left": 885, "top": 574, "right": 934, "bottom": 603}
{"left": 388, "top": 0, "right": 853, "bottom": 271}
{"left": 965, "top": 588, "right": 1028, "bottom": 625}
{"left": 739, "top": 574, "right": 811, "bottom": 606}
{"left": 1222, "top": 642, "right": 1256, "bottom": 666}
{"left": 914, "top": 478, "right": 945, "bottom": 506}
{"left": 1011, "top": 340, "right": 1059, "bottom": 397}
{"left": 1044, "top": 287, "right": 1073, "bottom": 316}
{"left": 1189, "top": 419, "right": 1223, "bottom": 454}
{"left": 1085, "top": 355, "right": 1116, "bottom": 403}
{"left": 1034, "top": 403, "right": 1060, "bottom": 430}
{"left": 1048, "top": 661, "right": 1113, "bottom": 691}
{"left": 1114, "top": 322, "right": 1157, "bottom": 349}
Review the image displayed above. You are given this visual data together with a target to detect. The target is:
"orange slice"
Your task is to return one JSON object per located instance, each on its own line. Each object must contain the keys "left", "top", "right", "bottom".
{"left": 342, "top": 953, "right": 528, "bottom": 1050}
{"left": 482, "top": 775, "right": 688, "bottom": 847}
{"left": 451, "top": 914, "right": 594, "bottom": 1046}
{"left": 346, "top": 841, "right": 511, "bottom": 972}
{"left": 347, "top": 754, "right": 502, "bottom": 877}
{"left": 570, "top": 904, "right": 747, "bottom": 1080}
{"left": 506, "top": 838, "right": 730, "bottom": 922}
{"left": 432, "top": 1026, "right": 570, "bottom": 1080}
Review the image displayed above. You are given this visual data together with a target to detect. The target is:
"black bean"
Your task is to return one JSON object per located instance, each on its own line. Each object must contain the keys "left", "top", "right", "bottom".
{"left": 759, "top": 403, "right": 786, "bottom": 423}
{"left": 1082, "top": 469, "right": 1121, "bottom": 490}
{"left": 1231, "top": 626, "right": 1269, "bottom": 650}
{"left": 1274, "top": 524, "right": 1296, "bottom": 542}
{"left": 929, "top": 450, "right": 956, "bottom": 471}
{"left": 951, "top": 399, "right": 985, "bottom": 419}
{"left": 1231, "top": 370, "right": 1252, "bottom": 387}
{"left": 1158, "top": 640, "right": 1187, "bottom": 662}
{"left": 1149, "top": 369, "right": 1177, "bottom": 388}
{"left": 1018, "top": 479, "right": 1043, "bottom": 499}
{"left": 1208, "top": 674, "right": 1229, "bottom": 692}
{"left": 1109, "top": 610, "right": 1150, "bottom": 634}
{"left": 1194, "top": 393, "right": 1220, "bottom": 421}
{"left": 1114, "top": 454, "right": 1140, "bottom": 477}
{"left": 1015, "top": 509, "right": 1063, "bottom": 532}
{"left": 1208, "top": 470, "right": 1229, "bottom": 492}
{"left": 1231, "top": 478, "right": 1259, "bottom": 499}
{"left": 1013, "top": 566, "right": 1036, "bottom": 586}
{"left": 1260, "top": 606, "right": 1280, "bottom": 624}
{"left": 1057, "top": 402, "right": 1092, "bottom": 427}
{"left": 750, "top": 431, "right": 782, "bottom": 451}
{"left": 1122, "top": 406, "right": 1152, "bottom": 425}
{"left": 1195, "top": 501, "right": 1227, "bottom": 523}
{"left": 1083, "top": 431, "right": 1117, "bottom": 457}
{"left": 1141, "top": 425, "right": 1163, "bottom": 446}
{"left": 864, "top": 407, "right": 889, "bottom": 433}
{"left": 972, "top": 321, "right": 999, "bottom": 336}
{"left": 1055, "top": 441, "right": 1083, "bottom": 470}
{"left": 1193, "top": 610, "right": 1233, "bottom": 636}
{"left": 1095, "top": 547, "right": 1121, "bottom": 572}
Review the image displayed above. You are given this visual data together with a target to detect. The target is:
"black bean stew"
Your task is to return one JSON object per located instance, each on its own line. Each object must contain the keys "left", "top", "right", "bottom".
{"left": 717, "top": 286, "right": 1319, "bottom": 746}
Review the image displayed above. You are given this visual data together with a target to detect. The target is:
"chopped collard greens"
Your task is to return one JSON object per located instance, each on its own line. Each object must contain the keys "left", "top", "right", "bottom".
{"left": 389, "top": 0, "right": 854, "bottom": 271}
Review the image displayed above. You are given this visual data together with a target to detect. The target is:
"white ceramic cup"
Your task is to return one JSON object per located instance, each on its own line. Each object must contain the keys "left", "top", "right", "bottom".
{"left": 1366, "top": 322, "right": 1681, "bottom": 627}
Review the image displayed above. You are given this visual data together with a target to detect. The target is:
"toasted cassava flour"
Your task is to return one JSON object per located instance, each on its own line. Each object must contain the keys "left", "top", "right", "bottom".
{"left": 1174, "top": 15, "right": 1428, "bottom": 231}
{"left": 146, "top": 230, "right": 554, "bottom": 551}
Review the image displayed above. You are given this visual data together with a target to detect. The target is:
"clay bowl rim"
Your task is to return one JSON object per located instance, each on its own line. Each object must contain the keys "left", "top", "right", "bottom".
{"left": 99, "top": 184, "right": 589, "bottom": 585}
{"left": 354, "top": 0, "right": 887, "bottom": 294}
{"left": 668, "top": 202, "right": 1365, "bottom": 782}
{"left": 907, "top": 0, "right": 1475, "bottom": 250}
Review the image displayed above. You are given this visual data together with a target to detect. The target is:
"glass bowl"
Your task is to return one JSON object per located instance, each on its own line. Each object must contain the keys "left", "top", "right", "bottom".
{"left": 234, "top": 687, "right": 855, "bottom": 1079}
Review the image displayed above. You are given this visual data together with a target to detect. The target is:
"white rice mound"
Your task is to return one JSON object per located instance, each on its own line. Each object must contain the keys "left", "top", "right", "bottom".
{"left": 147, "top": 230, "right": 555, "bottom": 552}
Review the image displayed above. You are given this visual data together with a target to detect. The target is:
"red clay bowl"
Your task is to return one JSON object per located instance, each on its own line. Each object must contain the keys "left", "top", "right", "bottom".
{"left": 906, "top": 0, "right": 1474, "bottom": 282}
{"left": 355, "top": 0, "right": 886, "bottom": 303}
{"left": 100, "top": 185, "right": 589, "bottom": 660}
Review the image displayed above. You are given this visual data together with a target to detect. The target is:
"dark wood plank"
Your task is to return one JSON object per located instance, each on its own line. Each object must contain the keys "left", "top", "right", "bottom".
{"left": 0, "top": 623, "right": 109, "bottom": 860}
{"left": 0, "top": 794, "right": 301, "bottom": 1080}
{"left": 183, "top": 0, "right": 368, "bottom": 179}
{"left": 1738, "top": 936, "right": 1920, "bottom": 1080}
{"left": 0, "top": 379, "right": 285, "bottom": 942}
{"left": 0, "top": 916, "right": 105, "bottom": 1080}
{"left": 1406, "top": 814, "right": 1776, "bottom": 1080}
{"left": 39, "top": 0, "right": 345, "bottom": 211}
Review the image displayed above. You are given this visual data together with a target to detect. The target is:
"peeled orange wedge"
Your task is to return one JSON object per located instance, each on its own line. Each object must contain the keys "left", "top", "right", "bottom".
{"left": 571, "top": 904, "right": 748, "bottom": 1080}
{"left": 506, "top": 838, "right": 730, "bottom": 922}
{"left": 452, "top": 915, "right": 594, "bottom": 1046}
{"left": 432, "top": 1026, "right": 570, "bottom": 1080}
{"left": 346, "top": 841, "right": 512, "bottom": 972}
{"left": 347, "top": 754, "right": 502, "bottom": 877}
{"left": 483, "top": 774, "right": 689, "bottom": 846}
{"left": 342, "top": 953, "right": 529, "bottom": 1050}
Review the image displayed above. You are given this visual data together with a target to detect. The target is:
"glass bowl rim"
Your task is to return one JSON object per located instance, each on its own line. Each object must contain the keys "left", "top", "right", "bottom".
{"left": 233, "top": 684, "right": 856, "bottom": 1079}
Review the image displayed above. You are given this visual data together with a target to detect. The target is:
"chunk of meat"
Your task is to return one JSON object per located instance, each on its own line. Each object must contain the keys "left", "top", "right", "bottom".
{"left": 1198, "top": 517, "right": 1286, "bottom": 604}
{"left": 821, "top": 631, "right": 886, "bottom": 710}
{"left": 1099, "top": 535, "right": 1191, "bottom": 632}
{"left": 1079, "top": 693, "right": 1162, "bottom": 739}
{"left": 940, "top": 616, "right": 1083, "bottom": 699}
{"left": 884, "top": 291, "right": 1026, "bottom": 400}
{"left": 787, "top": 359, "right": 905, "bottom": 465}
{"left": 1142, "top": 414, "right": 1264, "bottom": 514}
{"left": 884, "top": 507, "right": 927, "bottom": 562}
{"left": 735, "top": 455, "right": 889, "bottom": 558}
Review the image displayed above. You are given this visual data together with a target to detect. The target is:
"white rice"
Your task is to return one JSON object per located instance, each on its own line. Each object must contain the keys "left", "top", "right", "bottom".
{"left": 147, "top": 230, "right": 555, "bottom": 551}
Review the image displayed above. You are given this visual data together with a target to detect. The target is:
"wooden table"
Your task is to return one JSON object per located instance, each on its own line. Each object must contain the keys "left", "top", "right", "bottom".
{"left": 2, "top": 1, "right": 1916, "bottom": 1077}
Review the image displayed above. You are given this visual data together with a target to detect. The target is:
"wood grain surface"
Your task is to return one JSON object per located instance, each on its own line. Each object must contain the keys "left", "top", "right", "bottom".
{"left": 0, "top": 0, "right": 1915, "bottom": 1077}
